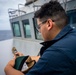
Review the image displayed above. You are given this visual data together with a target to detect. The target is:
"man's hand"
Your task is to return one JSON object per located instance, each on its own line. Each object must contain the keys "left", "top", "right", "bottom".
{"left": 5, "top": 56, "right": 16, "bottom": 67}
{"left": 31, "top": 56, "right": 40, "bottom": 62}
{"left": 13, "top": 51, "right": 24, "bottom": 58}
{"left": 4, "top": 56, "right": 24, "bottom": 75}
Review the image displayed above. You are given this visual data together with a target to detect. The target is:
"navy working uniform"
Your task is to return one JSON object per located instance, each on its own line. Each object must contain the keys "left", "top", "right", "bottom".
{"left": 26, "top": 25, "right": 76, "bottom": 75}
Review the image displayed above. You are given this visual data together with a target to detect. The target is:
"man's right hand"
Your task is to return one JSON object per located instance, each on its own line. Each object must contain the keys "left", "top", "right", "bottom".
{"left": 15, "top": 52, "right": 24, "bottom": 57}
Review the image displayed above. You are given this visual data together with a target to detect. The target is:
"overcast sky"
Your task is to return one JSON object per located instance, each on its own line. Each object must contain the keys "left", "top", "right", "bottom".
{"left": 0, "top": 0, "right": 25, "bottom": 30}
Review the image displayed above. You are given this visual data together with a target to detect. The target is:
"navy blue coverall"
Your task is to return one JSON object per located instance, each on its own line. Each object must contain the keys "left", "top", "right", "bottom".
{"left": 26, "top": 25, "right": 76, "bottom": 75}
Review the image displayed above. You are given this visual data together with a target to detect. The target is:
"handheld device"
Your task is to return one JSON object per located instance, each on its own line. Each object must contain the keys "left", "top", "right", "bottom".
{"left": 12, "top": 47, "right": 36, "bottom": 74}
{"left": 12, "top": 47, "right": 19, "bottom": 57}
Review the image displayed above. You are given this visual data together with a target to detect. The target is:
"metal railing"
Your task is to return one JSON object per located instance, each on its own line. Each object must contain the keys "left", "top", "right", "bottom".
{"left": 8, "top": 0, "right": 71, "bottom": 19}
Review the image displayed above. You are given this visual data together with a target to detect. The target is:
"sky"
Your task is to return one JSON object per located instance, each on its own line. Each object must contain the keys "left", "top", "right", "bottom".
{"left": 0, "top": 0, "right": 25, "bottom": 30}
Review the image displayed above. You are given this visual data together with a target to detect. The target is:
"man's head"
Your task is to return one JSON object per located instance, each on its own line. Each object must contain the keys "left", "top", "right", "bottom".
{"left": 34, "top": 1, "right": 68, "bottom": 41}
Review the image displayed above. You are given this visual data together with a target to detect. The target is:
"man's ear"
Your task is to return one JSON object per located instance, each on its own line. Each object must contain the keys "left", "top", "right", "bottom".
{"left": 47, "top": 19, "right": 53, "bottom": 30}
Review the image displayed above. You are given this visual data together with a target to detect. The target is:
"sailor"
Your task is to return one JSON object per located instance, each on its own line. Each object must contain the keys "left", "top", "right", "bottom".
{"left": 4, "top": 1, "right": 76, "bottom": 75}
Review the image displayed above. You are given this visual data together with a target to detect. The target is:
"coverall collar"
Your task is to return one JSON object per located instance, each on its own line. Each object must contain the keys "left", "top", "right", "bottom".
{"left": 40, "top": 25, "right": 73, "bottom": 46}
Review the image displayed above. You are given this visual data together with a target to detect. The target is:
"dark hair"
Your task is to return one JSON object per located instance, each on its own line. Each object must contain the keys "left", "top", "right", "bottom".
{"left": 34, "top": 1, "right": 68, "bottom": 29}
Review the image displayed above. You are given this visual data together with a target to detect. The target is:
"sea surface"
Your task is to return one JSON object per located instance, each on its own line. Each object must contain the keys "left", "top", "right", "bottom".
{"left": 0, "top": 30, "right": 13, "bottom": 41}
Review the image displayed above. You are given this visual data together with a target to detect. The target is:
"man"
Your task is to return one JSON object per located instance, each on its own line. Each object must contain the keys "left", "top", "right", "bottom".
{"left": 4, "top": 1, "right": 76, "bottom": 75}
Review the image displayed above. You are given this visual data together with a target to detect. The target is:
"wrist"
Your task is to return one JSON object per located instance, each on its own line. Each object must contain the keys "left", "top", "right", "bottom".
{"left": 4, "top": 64, "right": 12, "bottom": 72}
{"left": 31, "top": 56, "right": 40, "bottom": 62}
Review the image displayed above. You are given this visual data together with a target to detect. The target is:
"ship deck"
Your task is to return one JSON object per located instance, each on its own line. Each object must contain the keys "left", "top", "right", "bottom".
{"left": 0, "top": 39, "right": 41, "bottom": 75}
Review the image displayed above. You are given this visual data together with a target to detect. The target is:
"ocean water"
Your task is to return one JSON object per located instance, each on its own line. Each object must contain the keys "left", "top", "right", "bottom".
{"left": 0, "top": 30, "right": 13, "bottom": 41}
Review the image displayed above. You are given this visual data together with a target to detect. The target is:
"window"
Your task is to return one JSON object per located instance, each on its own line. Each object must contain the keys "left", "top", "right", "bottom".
{"left": 72, "top": 14, "right": 76, "bottom": 27}
{"left": 22, "top": 19, "right": 31, "bottom": 38}
{"left": 12, "top": 21, "right": 21, "bottom": 37}
{"left": 67, "top": 15, "right": 70, "bottom": 24}
{"left": 67, "top": 9, "right": 76, "bottom": 27}
{"left": 33, "top": 18, "right": 42, "bottom": 40}
{"left": 72, "top": 16, "right": 76, "bottom": 24}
